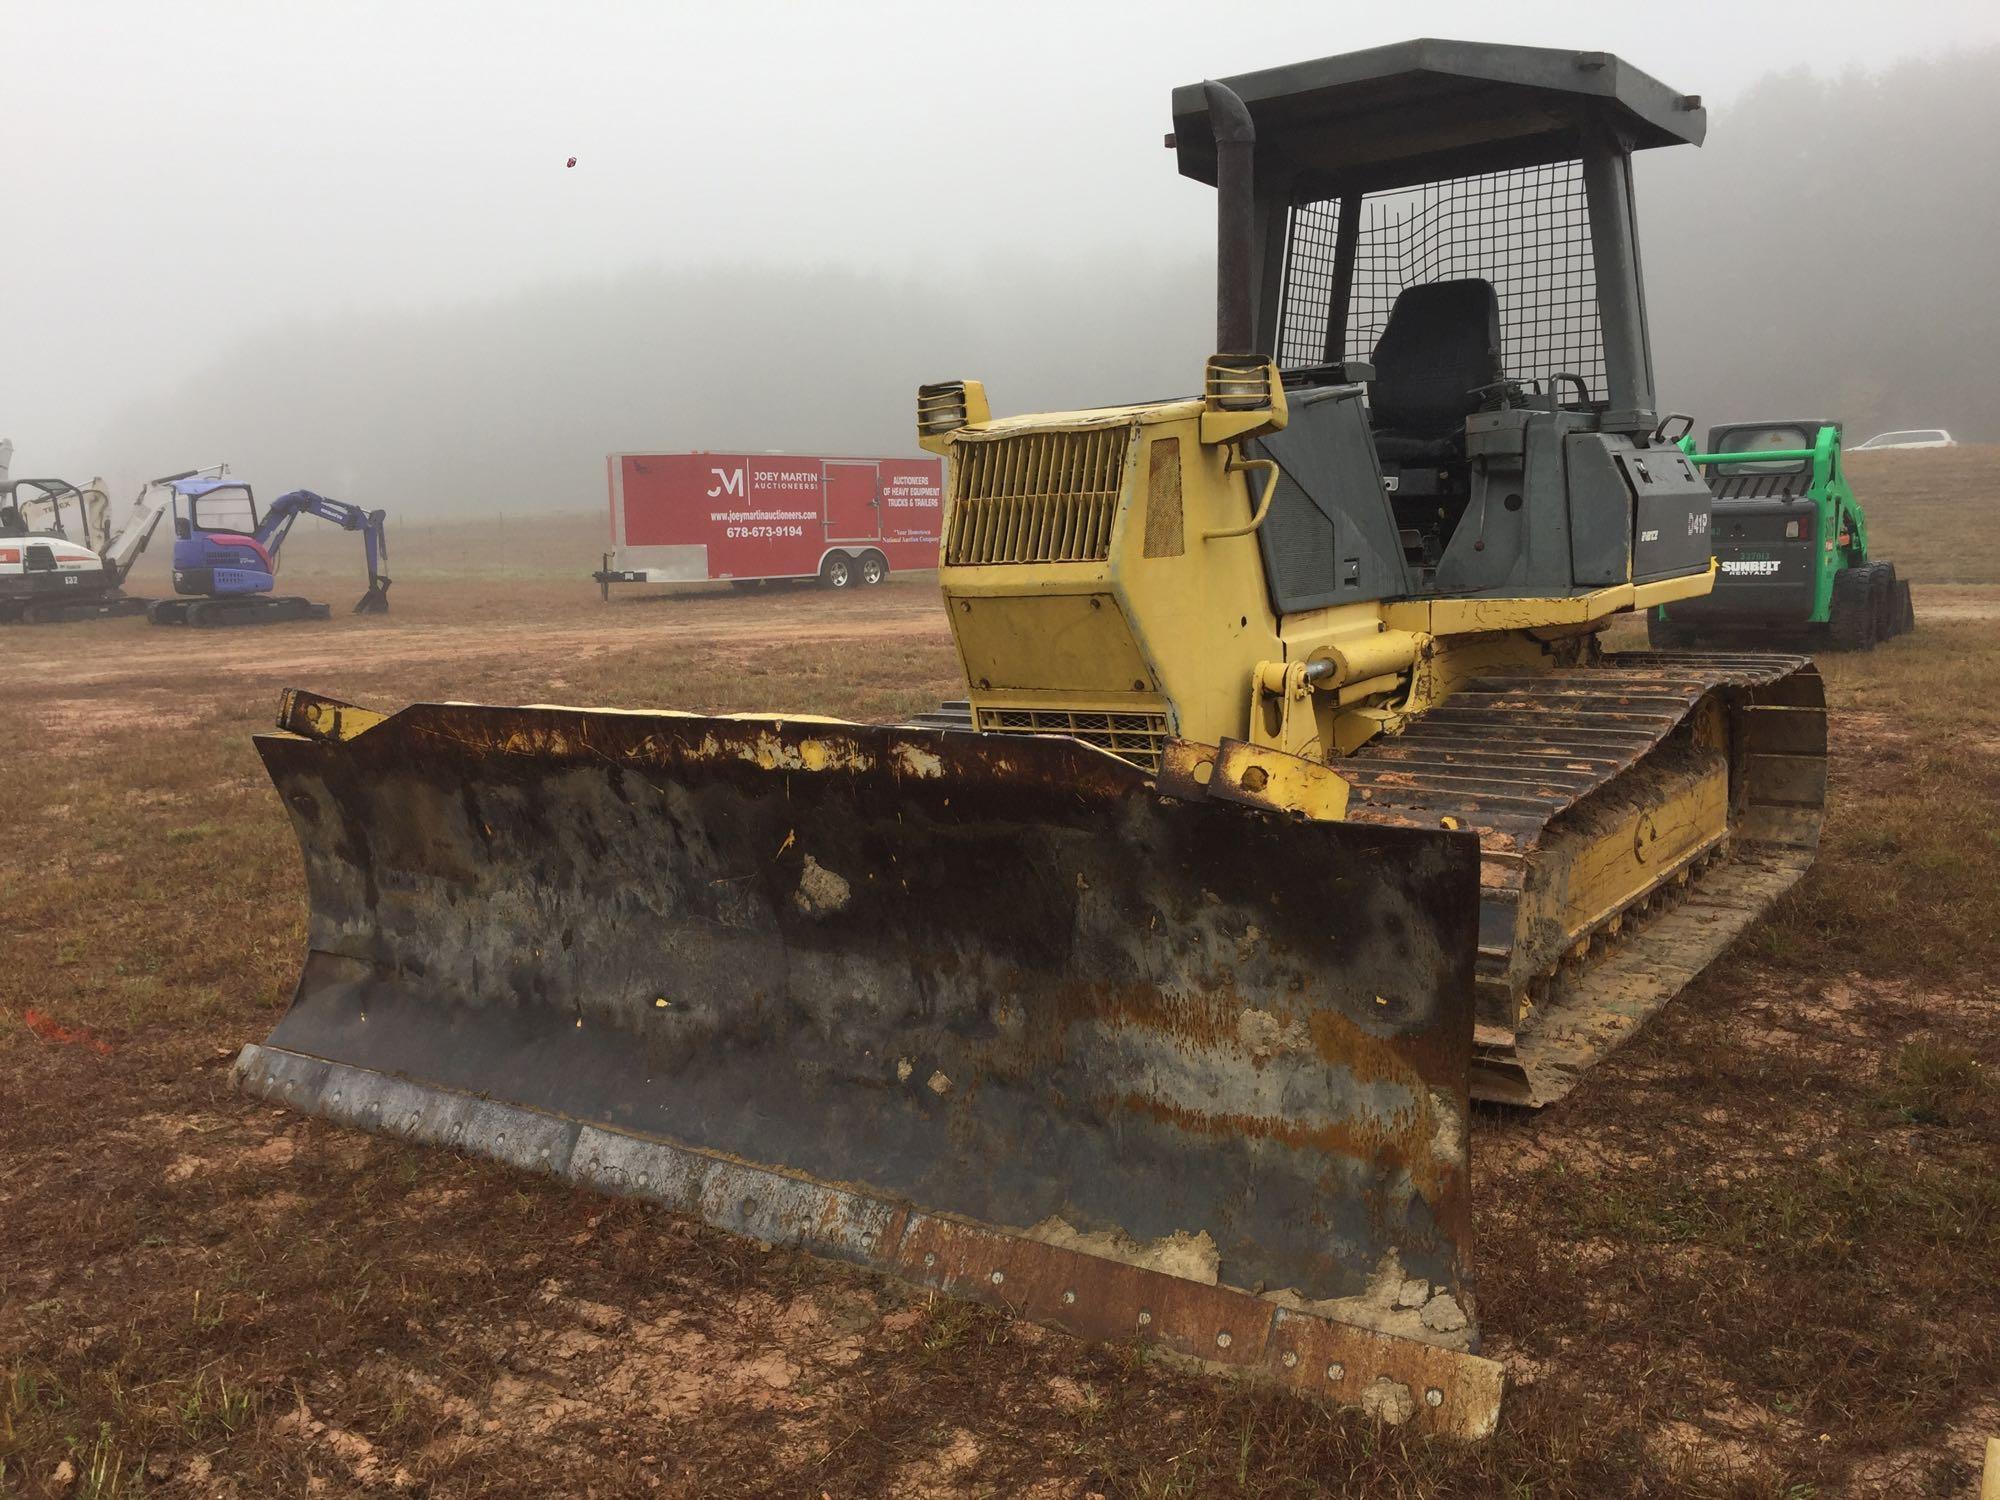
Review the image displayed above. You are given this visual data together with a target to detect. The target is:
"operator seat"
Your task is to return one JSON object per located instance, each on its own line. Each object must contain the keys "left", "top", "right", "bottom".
{"left": 1367, "top": 278, "right": 1505, "bottom": 465}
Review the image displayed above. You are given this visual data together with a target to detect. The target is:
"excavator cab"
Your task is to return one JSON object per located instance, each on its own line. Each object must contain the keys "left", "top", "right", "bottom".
{"left": 0, "top": 480, "right": 118, "bottom": 625}
{"left": 0, "top": 478, "right": 90, "bottom": 540}
{"left": 167, "top": 478, "right": 277, "bottom": 599}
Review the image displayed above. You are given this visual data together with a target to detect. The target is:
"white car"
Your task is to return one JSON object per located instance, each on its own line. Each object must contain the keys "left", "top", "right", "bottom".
{"left": 1855, "top": 429, "right": 1956, "bottom": 450}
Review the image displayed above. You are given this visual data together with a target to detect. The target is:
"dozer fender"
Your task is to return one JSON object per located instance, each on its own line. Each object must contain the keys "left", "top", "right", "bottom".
{"left": 238, "top": 691, "right": 1503, "bottom": 1434}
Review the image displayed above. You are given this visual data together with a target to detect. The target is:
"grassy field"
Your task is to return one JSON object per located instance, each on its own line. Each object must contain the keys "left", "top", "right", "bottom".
{"left": 1845, "top": 446, "right": 2000, "bottom": 584}
{"left": 2, "top": 454, "right": 1996, "bottom": 1498}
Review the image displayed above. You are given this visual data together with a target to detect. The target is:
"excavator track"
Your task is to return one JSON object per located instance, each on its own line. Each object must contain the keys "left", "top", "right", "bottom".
{"left": 1338, "top": 651, "right": 1826, "bottom": 1106}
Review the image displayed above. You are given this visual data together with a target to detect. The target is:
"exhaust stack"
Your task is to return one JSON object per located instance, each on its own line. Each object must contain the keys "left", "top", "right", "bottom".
{"left": 1204, "top": 80, "right": 1257, "bottom": 354}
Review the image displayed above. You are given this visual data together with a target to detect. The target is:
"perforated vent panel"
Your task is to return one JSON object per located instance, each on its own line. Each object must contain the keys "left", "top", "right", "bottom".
{"left": 975, "top": 706, "right": 1170, "bottom": 772}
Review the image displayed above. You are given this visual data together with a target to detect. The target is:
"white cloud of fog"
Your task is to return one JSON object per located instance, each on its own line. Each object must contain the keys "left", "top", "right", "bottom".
{"left": 6, "top": 0, "right": 1998, "bottom": 507}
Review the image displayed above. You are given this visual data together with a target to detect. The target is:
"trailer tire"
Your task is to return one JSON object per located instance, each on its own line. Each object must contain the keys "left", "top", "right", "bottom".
{"left": 858, "top": 552, "right": 888, "bottom": 586}
{"left": 820, "top": 554, "right": 854, "bottom": 590}
{"left": 1827, "top": 566, "right": 1875, "bottom": 651}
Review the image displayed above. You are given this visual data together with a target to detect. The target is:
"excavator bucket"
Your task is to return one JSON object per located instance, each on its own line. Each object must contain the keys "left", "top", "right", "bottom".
{"left": 238, "top": 690, "right": 1503, "bottom": 1434}
{"left": 351, "top": 575, "right": 391, "bottom": 614}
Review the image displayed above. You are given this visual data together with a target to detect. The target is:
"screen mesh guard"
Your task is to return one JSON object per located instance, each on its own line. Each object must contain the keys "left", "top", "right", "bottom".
{"left": 1278, "top": 161, "right": 1603, "bottom": 401}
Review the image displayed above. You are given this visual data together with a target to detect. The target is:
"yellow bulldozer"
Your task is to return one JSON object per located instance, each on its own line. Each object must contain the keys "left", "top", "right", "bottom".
{"left": 235, "top": 41, "right": 1825, "bottom": 1437}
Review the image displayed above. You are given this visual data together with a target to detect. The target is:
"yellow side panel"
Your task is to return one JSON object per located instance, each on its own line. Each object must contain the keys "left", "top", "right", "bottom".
{"left": 1558, "top": 763, "right": 1729, "bottom": 934}
{"left": 948, "top": 592, "right": 1156, "bottom": 694}
{"left": 1144, "top": 438, "right": 1185, "bottom": 559}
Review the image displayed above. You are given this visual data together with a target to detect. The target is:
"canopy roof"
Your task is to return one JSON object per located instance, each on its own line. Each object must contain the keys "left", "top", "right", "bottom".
{"left": 1171, "top": 38, "right": 1705, "bottom": 199}
{"left": 170, "top": 477, "right": 250, "bottom": 498}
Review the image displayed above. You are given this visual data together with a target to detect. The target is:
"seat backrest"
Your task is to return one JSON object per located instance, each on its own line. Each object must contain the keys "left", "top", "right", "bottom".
{"left": 1368, "top": 279, "right": 1504, "bottom": 434}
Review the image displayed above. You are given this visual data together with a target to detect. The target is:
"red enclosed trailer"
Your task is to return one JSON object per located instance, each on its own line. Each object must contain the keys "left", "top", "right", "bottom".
{"left": 594, "top": 452, "right": 943, "bottom": 596}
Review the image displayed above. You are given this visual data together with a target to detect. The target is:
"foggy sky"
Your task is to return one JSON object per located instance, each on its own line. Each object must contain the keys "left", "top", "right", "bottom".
{"left": 7, "top": 0, "right": 1999, "bottom": 513}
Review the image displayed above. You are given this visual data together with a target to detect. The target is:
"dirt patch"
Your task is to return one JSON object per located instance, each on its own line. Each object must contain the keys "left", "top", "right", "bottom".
{"left": 4, "top": 527, "right": 1998, "bottom": 1497}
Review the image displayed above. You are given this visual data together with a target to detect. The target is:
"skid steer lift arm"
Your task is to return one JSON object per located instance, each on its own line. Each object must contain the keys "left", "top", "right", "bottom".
{"left": 258, "top": 490, "right": 392, "bottom": 614}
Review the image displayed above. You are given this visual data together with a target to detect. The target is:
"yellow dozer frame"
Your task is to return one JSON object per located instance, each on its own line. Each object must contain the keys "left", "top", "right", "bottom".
{"left": 237, "top": 41, "right": 1825, "bottom": 1439}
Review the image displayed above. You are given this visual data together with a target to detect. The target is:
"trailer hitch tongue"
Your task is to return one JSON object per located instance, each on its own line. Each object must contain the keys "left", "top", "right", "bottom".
{"left": 242, "top": 697, "right": 1500, "bottom": 1434}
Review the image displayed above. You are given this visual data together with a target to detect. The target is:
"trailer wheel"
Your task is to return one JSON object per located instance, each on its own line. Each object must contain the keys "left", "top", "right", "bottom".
{"left": 858, "top": 552, "right": 888, "bottom": 586}
{"left": 821, "top": 554, "right": 854, "bottom": 590}
{"left": 1827, "top": 566, "right": 1875, "bottom": 651}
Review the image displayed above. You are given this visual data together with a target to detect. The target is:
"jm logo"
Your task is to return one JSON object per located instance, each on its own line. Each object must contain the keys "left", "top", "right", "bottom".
{"left": 707, "top": 467, "right": 746, "bottom": 498}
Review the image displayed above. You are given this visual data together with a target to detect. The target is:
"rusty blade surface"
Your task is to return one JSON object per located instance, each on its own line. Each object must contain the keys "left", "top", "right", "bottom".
{"left": 247, "top": 698, "right": 1486, "bottom": 1382}
{"left": 233, "top": 1044, "right": 1503, "bottom": 1436}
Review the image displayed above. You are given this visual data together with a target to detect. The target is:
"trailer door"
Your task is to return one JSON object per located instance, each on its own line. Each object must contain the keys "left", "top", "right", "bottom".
{"left": 822, "top": 462, "right": 882, "bottom": 541}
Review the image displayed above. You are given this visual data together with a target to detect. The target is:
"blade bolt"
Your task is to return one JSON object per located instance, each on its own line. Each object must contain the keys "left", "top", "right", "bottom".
{"left": 1215, "top": 1331, "right": 1232, "bottom": 1349}
{"left": 1425, "top": 1388, "right": 1444, "bottom": 1408}
{"left": 1281, "top": 1351, "right": 1298, "bottom": 1369}
{"left": 989, "top": 1270, "right": 1005, "bottom": 1286}
{"left": 1326, "top": 1362, "right": 1345, "bottom": 1381}
{"left": 1137, "top": 1310, "right": 1153, "bottom": 1327}
{"left": 1061, "top": 1290, "right": 1076, "bottom": 1305}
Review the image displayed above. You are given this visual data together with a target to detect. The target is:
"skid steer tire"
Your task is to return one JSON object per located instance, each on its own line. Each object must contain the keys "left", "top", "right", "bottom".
{"left": 1828, "top": 566, "right": 1876, "bottom": 651}
{"left": 1867, "top": 564, "right": 1895, "bottom": 641}
{"left": 1873, "top": 563, "right": 1905, "bottom": 639}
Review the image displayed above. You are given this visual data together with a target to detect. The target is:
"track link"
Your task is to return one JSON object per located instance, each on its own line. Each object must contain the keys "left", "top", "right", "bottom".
{"left": 1340, "top": 651, "right": 1826, "bottom": 1105}
{"left": 919, "top": 650, "right": 1826, "bottom": 1106}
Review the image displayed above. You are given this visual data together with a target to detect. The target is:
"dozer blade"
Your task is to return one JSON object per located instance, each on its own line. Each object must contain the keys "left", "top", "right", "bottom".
{"left": 238, "top": 691, "right": 1502, "bottom": 1434}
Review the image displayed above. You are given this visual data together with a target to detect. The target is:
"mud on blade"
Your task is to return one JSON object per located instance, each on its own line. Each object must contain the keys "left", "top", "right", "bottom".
{"left": 240, "top": 692, "right": 1500, "bottom": 1433}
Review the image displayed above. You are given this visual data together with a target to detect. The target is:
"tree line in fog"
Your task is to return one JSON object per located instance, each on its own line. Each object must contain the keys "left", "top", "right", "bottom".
{"left": 103, "top": 45, "right": 1998, "bottom": 516}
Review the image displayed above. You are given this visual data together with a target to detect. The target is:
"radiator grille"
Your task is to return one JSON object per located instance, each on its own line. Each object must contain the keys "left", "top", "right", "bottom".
{"left": 944, "top": 427, "right": 1131, "bottom": 565}
{"left": 976, "top": 706, "right": 1170, "bottom": 772}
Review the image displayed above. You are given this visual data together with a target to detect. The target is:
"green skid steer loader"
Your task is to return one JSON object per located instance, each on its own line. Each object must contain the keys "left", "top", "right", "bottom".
{"left": 1650, "top": 420, "right": 1915, "bottom": 649}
